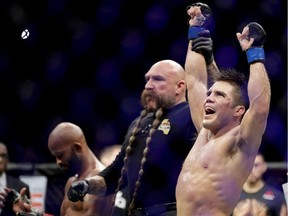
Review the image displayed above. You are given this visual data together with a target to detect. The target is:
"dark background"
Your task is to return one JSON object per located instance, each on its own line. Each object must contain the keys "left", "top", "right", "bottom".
{"left": 0, "top": 0, "right": 287, "bottom": 163}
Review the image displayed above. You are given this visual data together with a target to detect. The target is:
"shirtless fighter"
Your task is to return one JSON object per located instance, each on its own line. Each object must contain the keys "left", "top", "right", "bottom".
{"left": 176, "top": 2, "right": 271, "bottom": 216}
{"left": 0, "top": 122, "right": 113, "bottom": 216}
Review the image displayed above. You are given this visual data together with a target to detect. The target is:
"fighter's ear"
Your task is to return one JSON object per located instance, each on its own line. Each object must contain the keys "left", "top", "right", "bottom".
{"left": 72, "top": 142, "right": 82, "bottom": 153}
{"left": 234, "top": 105, "right": 245, "bottom": 117}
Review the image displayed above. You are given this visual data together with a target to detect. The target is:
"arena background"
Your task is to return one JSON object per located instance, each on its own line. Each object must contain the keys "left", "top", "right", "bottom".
{"left": 0, "top": 0, "right": 287, "bottom": 214}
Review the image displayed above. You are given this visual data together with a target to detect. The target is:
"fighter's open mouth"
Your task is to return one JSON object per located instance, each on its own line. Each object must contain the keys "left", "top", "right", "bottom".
{"left": 205, "top": 107, "right": 215, "bottom": 115}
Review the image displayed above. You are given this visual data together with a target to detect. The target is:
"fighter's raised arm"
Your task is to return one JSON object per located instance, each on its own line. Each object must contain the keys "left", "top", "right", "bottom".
{"left": 176, "top": 3, "right": 271, "bottom": 216}
{"left": 185, "top": 2, "right": 216, "bottom": 132}
{"left": 236, "top": 22, "right": 271, "bottom": 155}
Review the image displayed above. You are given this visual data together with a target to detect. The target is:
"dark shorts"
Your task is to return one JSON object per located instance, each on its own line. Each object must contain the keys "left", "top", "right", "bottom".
{"left": 132, "top": 202, "right": 176, "bottom": 216}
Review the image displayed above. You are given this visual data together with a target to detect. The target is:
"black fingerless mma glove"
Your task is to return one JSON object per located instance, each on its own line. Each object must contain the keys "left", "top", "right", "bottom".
{"left": 192, "top": 30, "right": 214, "bottom": 65}
{"left": 67, "top": 180, "right": 89, "bottom": 202}
{"left": 246, "top": 22, "right": 266, "bottom": 64}
{"left": 187, "top": 2, "right": 212, "bottom": 40}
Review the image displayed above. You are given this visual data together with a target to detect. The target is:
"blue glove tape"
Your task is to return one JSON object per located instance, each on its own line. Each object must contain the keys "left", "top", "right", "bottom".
{"left": 246, "top": 47, "right": 265, "bottom": 64}
{"left": 188, "top": 26, "right": 205, "bottom": 40}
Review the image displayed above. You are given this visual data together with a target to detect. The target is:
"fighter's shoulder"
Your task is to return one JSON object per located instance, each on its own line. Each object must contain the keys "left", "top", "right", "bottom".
{"left": 86, "top": 168, "right": 103, "bottom": 178}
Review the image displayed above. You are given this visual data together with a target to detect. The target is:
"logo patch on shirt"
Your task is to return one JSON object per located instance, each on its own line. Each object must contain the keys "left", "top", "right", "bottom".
{"left": 263, "top": 190, "right": 275, "bottom": 200}
{"left": 158, "top": 119, "right": 171, "bottom": 135}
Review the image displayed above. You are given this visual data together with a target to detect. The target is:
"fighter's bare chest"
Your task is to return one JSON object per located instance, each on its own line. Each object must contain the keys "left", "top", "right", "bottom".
{"left": 62, "top": 198, "right": 84, "bottom": 213}
{"left": 185, "top": 140, "right": 221, "bottom": 168}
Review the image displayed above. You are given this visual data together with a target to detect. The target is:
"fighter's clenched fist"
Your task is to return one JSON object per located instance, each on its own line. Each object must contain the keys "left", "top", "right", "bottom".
{"left": 67, "top": 180, "right": 89, "bottom": 202}
{"left": 187, "top": 2, "right": 212, "bottom": 40}
{"left": 236, "top": 22, "right": 266, "bottom": 63}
